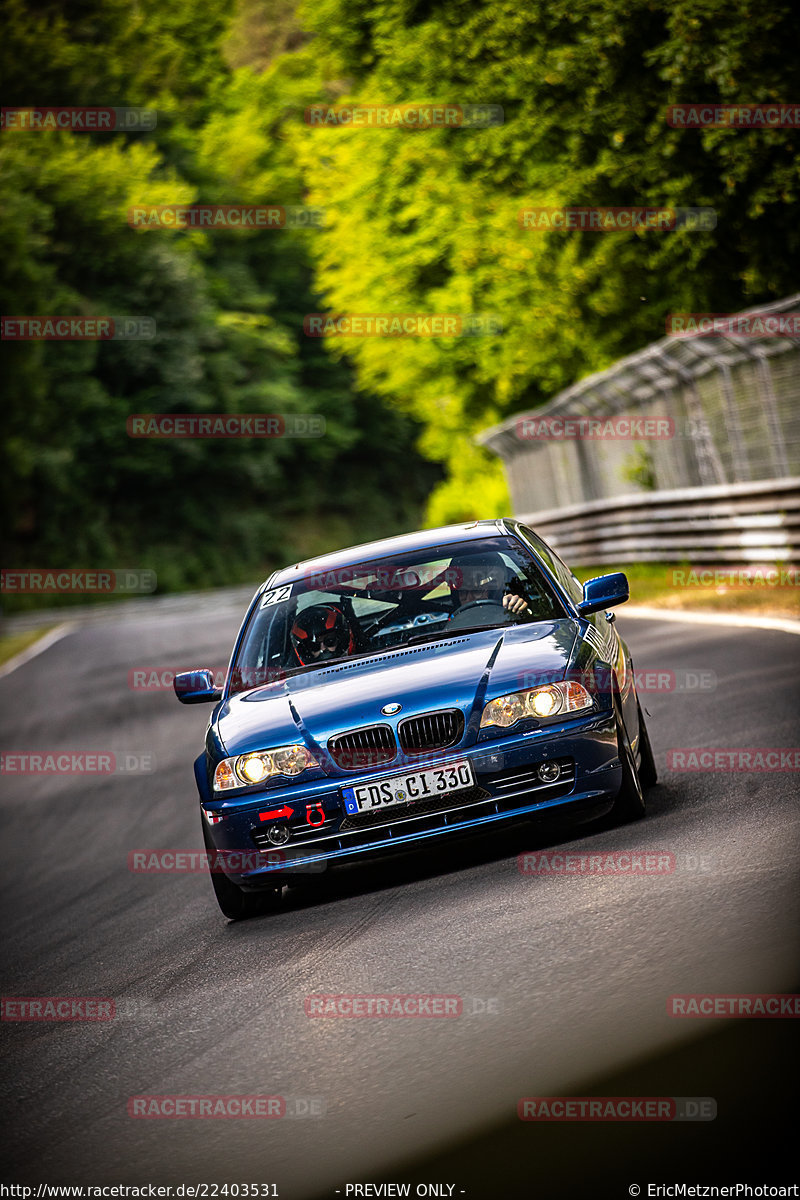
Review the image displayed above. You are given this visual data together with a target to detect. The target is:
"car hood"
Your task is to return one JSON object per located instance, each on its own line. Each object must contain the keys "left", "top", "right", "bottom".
{"left": 215, "top": 619, "right": 580, "bottom": 759}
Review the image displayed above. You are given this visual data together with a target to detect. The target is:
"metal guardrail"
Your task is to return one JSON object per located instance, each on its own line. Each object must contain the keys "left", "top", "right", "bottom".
{"left": 517, "top": 477, "right": 800, "bottom": 566}
{"left": 479, "top": 294, "right": 800, "bottom": 563}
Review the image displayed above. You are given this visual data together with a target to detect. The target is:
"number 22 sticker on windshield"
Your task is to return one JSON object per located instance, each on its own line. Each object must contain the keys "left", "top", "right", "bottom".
{"left": 260, "top": 583, "right": 293, "bottom": 608}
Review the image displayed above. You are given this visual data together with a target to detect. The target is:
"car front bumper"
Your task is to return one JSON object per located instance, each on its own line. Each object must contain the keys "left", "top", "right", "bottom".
{"left": 204, "top": 711, "right": 622, "bottom": 886}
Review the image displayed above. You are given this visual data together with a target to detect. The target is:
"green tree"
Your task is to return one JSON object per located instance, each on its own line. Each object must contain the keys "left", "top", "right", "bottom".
{"left": 1, "top": 0, "right": 440, "bottom": 610}
{"left": 288, "top": 0, "right": 800, "bottom": 521}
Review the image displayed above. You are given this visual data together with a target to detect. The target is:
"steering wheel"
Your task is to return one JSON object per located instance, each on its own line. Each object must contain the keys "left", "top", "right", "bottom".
{"left": 447, "top": 600, "right": 509, "bottom": 630}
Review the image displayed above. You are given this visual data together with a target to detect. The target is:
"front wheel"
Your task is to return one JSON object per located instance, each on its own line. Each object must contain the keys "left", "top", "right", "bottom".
{"left": 202, "top": 821, "right": 281, "bottom": 921}
{"left": 611, "top": 702, "right": 646, "bottom": 823}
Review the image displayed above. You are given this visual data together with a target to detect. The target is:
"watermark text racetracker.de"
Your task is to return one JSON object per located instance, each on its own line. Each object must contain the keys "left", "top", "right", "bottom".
{"left": 1, "top": 752, "right": 155, "bottom": 775}
{"left": 304, "top": 313, "right": 502, "bottom": 337}
{"left": 304, "top": 994, "right": 499, "bottom": 1018}
{"left": 517, "top": 666, "right": 717, "bottom": 695}
{"left": 126, "top": 414, "right": 325, "bottom": 438}
{"left": 303, "top": 994, "right": 499, "bottom": 1018}
{"left": 2, "top": 997, "right": 115, "bottom": 1021}
{"left": 302, "top": 561, "right": 463, "bottom": 589}
{"left": 1, "top": 569, "right": 156, "bottom": 594}
{"left": 127, "top": 1095, "right": 324, "bottom": 1119}
{"left": 129, "top": 849, "right": 309, "bottom": 874}
{"left": 518, "top": 850, "right": 714, "bottom": 875}
{"left": 303, "top": 102, "right": 504, "bottom": 128}
{"left": 518, "top": 1097, "right": 716, "bottom": 1121}
{"left": 666, "top": 749, "right": 800, "bottom": 772}
{"left": 129, "top": 666, "right": 302, "bottom": 691}
{"left": 666, "top": 102, "right": 800, "bottom": 127}
{"left": 517, "top": 206, "right": 716, "bottom": 231}
{"left": 2, "top": 317, "right": 156, "bottom": 340}
{"left": 128, "top": 205, "right": 324, "bottom": 229}
{"left": 670, "top": 568, "right": 799, "bottom": 588}
{"left": 667, "top": 993, "right": 800, "bottom": 1018}
{"left": 130, "top": 666, "right": 227, "bottom": 692}
{"left": 666, "top": 312, "right": 800, "bottom": 338}
{"left": 516, "top": 415, "right": 674, "bottom": 440}
{"left": 1, "top": 106, "right": 156, "bottom": 131}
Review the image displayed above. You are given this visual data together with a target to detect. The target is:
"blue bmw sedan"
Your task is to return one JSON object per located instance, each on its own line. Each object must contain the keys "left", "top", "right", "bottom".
{"left": 175, "top": 519, "right": 657, "bottom": 918}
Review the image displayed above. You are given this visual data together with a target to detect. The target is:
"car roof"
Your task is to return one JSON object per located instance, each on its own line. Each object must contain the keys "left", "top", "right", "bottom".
{"left": 267, "top": 519, "right": 515, "bottom": 586}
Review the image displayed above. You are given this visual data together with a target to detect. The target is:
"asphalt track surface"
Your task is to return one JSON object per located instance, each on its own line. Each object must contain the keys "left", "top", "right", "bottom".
{"left": 1, "top": 601, "right": 799, "bottom": 1198}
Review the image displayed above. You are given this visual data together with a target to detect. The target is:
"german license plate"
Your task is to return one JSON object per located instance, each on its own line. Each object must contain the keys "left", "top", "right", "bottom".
{"left": 341, "top": 759, "right": 475, "bottom": 816}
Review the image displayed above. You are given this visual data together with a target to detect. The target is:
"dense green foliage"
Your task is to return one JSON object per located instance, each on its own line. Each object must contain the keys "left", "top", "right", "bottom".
{"left": 2, "top": 0, "right": 798, "bottom": 608}
{"left": 291, "top": 0, "right": 800, "bottom": 521}
{"left": 0, "top": 0, "right": 440, "bottom": 608}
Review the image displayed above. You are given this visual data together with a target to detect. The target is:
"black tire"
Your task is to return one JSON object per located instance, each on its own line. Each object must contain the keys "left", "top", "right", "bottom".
{"left": 202, "top": 821, "right": 281, "bottom": 921}
{"left": 611, "top": 700, "right": 646, "bottom": 823}
{"left": 636, "top": 701, "right": 658, "bottom": 788}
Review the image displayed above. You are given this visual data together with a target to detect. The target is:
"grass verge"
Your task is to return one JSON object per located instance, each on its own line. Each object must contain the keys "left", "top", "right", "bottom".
{"left": 0, "top": 626, "right": 60, "bottom": 668}
{"left": 575, "top": 563, "right": 799, "bottom": 618}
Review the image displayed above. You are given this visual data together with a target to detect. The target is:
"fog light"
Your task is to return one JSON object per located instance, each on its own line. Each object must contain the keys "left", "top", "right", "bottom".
{"left": 537, "top": 761, "right": 561, "bottom": 783}
{"left": 267, "top": 822, "right": 291, "bottom": 846}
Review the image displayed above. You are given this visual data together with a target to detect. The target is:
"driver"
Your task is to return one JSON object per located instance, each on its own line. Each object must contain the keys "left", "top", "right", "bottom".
{"left": 449, "top": 552, "right": 530, "bottom": 616}
{"left": 291, "top": 604, "right": 354, "bottom": 665}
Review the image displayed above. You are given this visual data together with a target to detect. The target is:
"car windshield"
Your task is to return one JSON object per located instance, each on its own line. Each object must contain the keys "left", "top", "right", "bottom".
{"left": 229, "top": 536, "right": 566, "bottom": 694}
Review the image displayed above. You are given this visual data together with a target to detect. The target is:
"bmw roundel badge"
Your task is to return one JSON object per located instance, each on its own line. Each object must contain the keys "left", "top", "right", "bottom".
{"left": 381, "top": 702, "right": 402, "bottom": 715}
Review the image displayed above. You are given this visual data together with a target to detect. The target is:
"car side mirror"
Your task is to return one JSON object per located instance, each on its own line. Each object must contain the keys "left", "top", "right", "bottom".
{"left": 577, "top": 572, "right": 630, "bottom": 616}
{"left": 174, "top": 669, "right": 222, "bottom": 704}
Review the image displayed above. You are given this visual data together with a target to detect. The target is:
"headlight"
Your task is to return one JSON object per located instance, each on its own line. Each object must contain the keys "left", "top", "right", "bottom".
{"left": 480, "top": 681, "right": 592, "bottom": 728}
{"left": 239, "top": 753, "right": 272, "bottom": 783}
{"left": 213, "top": 744, "right": 319, "bottom": 791}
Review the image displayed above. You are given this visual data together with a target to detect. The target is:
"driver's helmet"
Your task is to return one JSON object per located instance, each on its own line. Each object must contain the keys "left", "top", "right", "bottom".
{"left": 291, "top": 603, "right": 353, "bottom": 665}
{"left": 449, "top": 552, "right": 508, "bottom": 608}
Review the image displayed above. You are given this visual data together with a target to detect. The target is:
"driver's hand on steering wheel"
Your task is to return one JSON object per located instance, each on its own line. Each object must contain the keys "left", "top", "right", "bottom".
{"left": 503, "top": 593, "right": 530, "bottom": 615}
